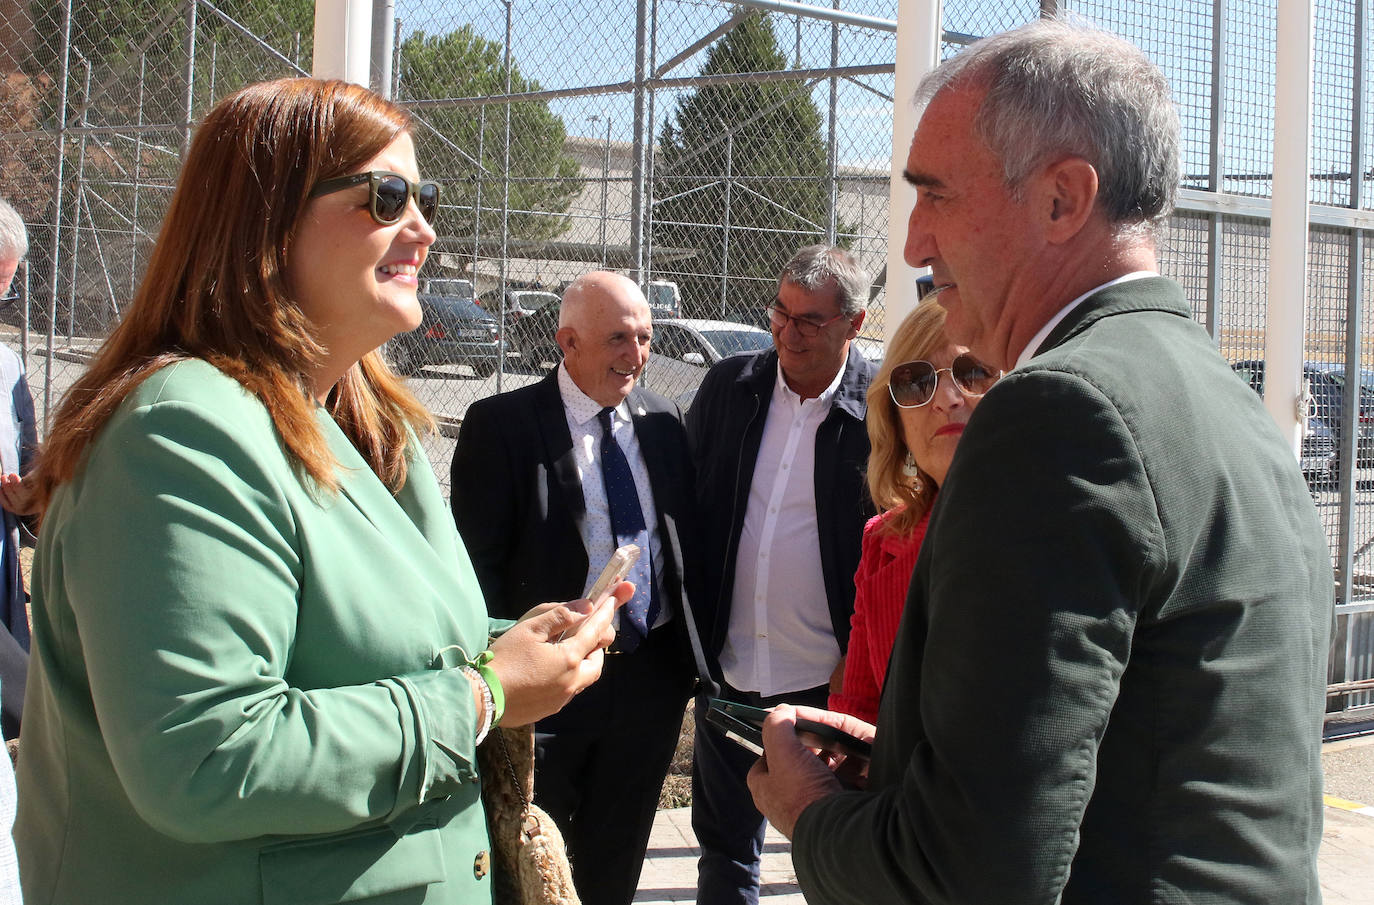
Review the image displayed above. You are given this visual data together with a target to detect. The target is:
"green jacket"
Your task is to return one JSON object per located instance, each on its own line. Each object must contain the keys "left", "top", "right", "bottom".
{"left": 16, "top": 359, "right": 502, "bottom": 905}
{"left": 793, "top": 278, "right": 1332, "bottom": 904}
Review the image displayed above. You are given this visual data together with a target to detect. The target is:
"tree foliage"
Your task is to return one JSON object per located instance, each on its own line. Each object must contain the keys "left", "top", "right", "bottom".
{"left": 397, "top": 27, "right": 580, "bottom": 245}
{"left": 653, "top": 13, "right": 845, "bottom": 321}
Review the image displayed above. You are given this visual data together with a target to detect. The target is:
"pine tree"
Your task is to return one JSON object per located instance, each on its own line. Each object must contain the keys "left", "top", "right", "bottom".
{"left": 397, "top": 27, "right": 580, "bottom": 244}
{"left": 653, "top": 13, "right": 840, "bottom": 321}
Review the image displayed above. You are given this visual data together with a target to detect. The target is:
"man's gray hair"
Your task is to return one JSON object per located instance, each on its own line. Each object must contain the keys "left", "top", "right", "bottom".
{"left": 778, "top": 244, "right": 871, "bottom": 316}
{"left": 0, "top": 198, "right": 27, "bottom": 261}
{"left": 915, "top": 18, "right": 1180, "bottom": 236}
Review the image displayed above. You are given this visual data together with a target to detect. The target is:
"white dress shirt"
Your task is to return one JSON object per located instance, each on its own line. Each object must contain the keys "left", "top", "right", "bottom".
{"left": 719, "top": 360, "right": 845, "bottom": 695}
{"left": 557, "top": 364, "right": 668, "bottom": 630}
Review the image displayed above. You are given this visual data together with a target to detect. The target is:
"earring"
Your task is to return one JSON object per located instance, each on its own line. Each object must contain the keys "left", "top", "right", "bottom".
{"left": 901, "top": 450, "right": 920, "bottom": 478}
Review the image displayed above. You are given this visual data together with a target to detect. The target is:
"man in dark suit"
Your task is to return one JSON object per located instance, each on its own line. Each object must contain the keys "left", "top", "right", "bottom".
{"left": 452, "top": 271, "right": 697, "bottom": 905}
{"left": 748, "top": 20, "right": 1333, "bottom": 905}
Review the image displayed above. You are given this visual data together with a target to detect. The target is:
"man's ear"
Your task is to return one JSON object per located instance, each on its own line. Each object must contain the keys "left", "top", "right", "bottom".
{"left": 846, "top": 309, "right": 866, "bottom": 339}
{"left": 556, "top": 326, "right": 576, "bottom": 356}
{"left": 1039, "top": 156, "right": 1099, "bottom": 244}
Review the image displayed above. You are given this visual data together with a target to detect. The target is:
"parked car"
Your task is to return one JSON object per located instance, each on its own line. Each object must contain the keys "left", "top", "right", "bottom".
{"left": 387, "top": 294, "right": 507, "bottom": 377}
{"left": 1231, "top": 359, "right": 1374, "bottom": 485}
{"left": 477, "top": 289, "right": 560, "bottom": 321}
{"left": 642, "top": 318, "right": 774, "bottom": 407}
{"left": 1311, "top": 363, "right": 1374, "bottom": 467}
{"left": 646, "top": 280, "right": 682, "bottom": 318}
{"left": 421, "top": 277, "right": 475, "bottom": 300}
{"left": 509, "top": 302, "right": 563, "bottom": 367}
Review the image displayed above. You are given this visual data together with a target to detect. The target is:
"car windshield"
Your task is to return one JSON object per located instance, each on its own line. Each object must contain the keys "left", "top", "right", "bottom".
{"left": 700, "top": 329, "right": 773, "bottom": 357}
{"left": 514, "top": 292, "right": 560, "bottom": 311}
{"left": 430, "top": 296, "right": 488, "bottom": 318}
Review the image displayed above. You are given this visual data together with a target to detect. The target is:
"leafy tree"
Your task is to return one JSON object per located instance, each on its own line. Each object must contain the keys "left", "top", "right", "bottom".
{"left": 653, "top": 13, "right": 847, "bottom": 321}
{"left": 396, "top": 27, "right": 580, "bottom": 244}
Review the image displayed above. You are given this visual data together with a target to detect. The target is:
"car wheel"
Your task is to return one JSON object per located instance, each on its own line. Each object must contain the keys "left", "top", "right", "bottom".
{"left": 473, "top": 360, "right": 496, "bottom": 378}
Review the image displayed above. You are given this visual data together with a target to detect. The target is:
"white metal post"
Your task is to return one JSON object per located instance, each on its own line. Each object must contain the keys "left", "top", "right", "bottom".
{"left": 884, "top": 0, "right": 941, "bottom": 341}
{"left": 1263, "top": 0, "right": 1314, "bottom": 455}
{"left": 312, "top": 0, "right": 373, "bottom": 86}
{"left": 370, "top": 0, "right": 395, "bottom": 98}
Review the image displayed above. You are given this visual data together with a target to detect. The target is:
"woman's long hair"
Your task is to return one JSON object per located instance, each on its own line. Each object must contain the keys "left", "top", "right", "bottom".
{"left": 865, "top": 300, "right": 951, "bottom": 537}
{"left": 29, "top": 78, "right": 432, "bottom": 513}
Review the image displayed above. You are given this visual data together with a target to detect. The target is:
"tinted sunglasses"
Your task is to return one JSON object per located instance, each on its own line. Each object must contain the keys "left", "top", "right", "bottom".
{"left": 888, "top": 352, "right": 1001, "bottom": 408}
{"left": 309, "top": 170, "right": 441, "bottom": 225}
{"left": 765, "top": 302, "right": 851, "bottom": 338}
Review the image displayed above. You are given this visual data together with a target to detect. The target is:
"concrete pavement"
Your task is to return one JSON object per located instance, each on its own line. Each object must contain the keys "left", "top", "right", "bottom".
{"left": 635, "top": 736, "right": 1374, "bottom": 904}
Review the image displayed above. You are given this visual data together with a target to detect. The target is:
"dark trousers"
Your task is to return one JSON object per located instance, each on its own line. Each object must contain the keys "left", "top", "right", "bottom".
{"left": 691, "top": 681, "right": 830, "bottom": 905}
{"left": 534, "top": 625, "right": 693, "bottom": 905}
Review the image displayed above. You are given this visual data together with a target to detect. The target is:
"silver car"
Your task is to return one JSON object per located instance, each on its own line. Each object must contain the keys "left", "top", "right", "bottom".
{"left": 639, "top": 318, "right": 774, "bottom": 408}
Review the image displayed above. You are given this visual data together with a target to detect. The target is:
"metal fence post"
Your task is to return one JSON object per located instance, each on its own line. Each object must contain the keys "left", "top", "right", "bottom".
{"left": 1205, "top": 0, "right": 1225, "bottom": 341}
{"left": 629, "top": 0, "right": 650, "bottom": 285}
{"left": 44, "top": 0, "right": 74, "bottom": 434}
{"left": 65, "top": 54, "right": 91, "bottom": 345}
{"left": 827, "top": 1, "right": 840, "bottom": 245}
{"left": 498, "top": 0, "right": 513, "bottom": 392}
{"left": 1332, "top": 0, "right": 1368, "bottom": 706}
{"left": 181, "top": 0, "right": 198, "bottom": 159}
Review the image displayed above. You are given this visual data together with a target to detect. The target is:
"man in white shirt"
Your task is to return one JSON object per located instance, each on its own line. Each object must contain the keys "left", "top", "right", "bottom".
{"left": 452, "top": 272, "right": 699, "bottom": 905}
{"left": 685, "top": 245, "right": 875, "bottom": 905}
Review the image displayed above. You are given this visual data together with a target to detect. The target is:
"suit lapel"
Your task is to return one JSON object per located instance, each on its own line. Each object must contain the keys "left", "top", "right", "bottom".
{"left": 316, "top": 410, "right": 463, "bottom": 595}
{"left": 533, "top": 373, "right": 587, "bottom": 537}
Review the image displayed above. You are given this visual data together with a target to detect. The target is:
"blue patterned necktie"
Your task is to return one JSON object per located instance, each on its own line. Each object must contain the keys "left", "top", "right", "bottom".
{"left": 598, "top": 406, "right": 657, "bottom": 652}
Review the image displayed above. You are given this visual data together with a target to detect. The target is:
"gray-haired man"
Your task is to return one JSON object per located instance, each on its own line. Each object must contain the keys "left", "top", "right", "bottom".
{"left": 686, "top": 244, "right": 876, "bottom": 905}
{"left": 749, "top": 20, "right": 1331, "bottom": 905}
{"left": 0, "top": 195, "right": 35, "bottom": 903}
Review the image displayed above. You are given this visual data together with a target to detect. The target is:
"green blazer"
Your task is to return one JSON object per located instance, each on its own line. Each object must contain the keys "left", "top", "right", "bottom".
{"left": 793, "top": 278, "right": 1333, "bottom": 904}
{"left": 16, "top": 359, "right": 503, "bottom": 905}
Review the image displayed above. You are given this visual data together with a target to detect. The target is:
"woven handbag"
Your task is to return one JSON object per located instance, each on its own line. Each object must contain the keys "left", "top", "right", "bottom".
{"left": 477, "top": 724, "right": 581, "bottom": 905}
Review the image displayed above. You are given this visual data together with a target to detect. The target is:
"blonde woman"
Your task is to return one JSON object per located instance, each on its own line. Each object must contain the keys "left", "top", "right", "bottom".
{"left": 828, "top": 301, "right": 999, "bottom": 723}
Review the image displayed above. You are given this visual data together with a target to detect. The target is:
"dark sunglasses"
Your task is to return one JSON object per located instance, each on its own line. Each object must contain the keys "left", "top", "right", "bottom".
{"left": 889, "top": 352, "right": 1001, "bottom": 408}
{"left": 309, "top": 170, "right": 441, "bottom": 225}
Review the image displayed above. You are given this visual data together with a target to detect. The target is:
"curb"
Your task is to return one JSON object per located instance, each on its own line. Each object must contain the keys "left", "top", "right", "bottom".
{"left": 1325, "top": 794, "right": 1374, "bottom": 818}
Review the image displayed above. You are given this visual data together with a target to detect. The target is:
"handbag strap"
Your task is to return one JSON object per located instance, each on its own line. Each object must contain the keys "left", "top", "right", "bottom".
{"left": 493, "top": 728, "right": 532, "bottom": 808}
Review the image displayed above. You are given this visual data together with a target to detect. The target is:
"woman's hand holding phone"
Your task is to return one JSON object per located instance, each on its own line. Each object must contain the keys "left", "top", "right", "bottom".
{"left": 487, "top": 580, "right": 631, "bottom": 727}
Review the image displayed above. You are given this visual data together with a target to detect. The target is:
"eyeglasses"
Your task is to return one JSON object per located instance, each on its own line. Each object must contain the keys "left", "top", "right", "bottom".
{"left": 766, "top": 302, "right": 851, "bottom": 338}
{"left": 309, "top": 170, "right": 441, "bottom": 225}
{"left": 888, "top": 352, "right": 1001, "bottom": 408}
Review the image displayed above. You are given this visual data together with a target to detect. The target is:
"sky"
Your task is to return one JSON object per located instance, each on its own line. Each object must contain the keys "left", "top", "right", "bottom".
{"left": 392, "top": 0, "right": 1370, "bottom": 203}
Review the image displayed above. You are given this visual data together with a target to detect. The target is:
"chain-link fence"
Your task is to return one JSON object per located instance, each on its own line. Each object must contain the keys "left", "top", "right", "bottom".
{"left": 2, "top": 0, "right": 1373, "bottom": 706}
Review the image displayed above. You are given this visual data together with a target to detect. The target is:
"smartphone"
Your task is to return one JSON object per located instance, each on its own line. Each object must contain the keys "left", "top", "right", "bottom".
{"left": 556, "top": 544, "right": 640, "bottom": 643}
{"left": 707, "top": 698, "right": 873, "bottom": 761}
{"left": 586, "top": 543, "right": 640, "bottom": 605}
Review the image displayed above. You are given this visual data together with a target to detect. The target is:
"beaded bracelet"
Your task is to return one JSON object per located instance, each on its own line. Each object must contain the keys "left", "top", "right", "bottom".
{"left": 461, "top": 665, "right": 495, "bottom": 744}
{"left": 469, "top": 650, "right": 506, "bottom": 728}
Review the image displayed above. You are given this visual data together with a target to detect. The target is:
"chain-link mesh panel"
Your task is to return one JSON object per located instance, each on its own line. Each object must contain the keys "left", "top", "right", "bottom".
{"left": 1158, "top": 209, "right": 1211, "bottom": 325}
{"left": 1313, "top": 0, "right": 1356, "bottom": 208}
{"left": 5, "top": 0, "right": 1374, "bottom": 694}
{"left": 1, "top": 0, "right": 313, "bottom": 431}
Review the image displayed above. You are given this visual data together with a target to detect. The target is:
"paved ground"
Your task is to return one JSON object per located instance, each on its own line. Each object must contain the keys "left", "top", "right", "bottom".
{"left": 636, "top": 732, "right": 1374, "bottom": 904}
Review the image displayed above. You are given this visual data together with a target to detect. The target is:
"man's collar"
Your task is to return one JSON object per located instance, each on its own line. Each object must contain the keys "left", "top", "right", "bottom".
{"left": 1013, "top": 271, "right": 1157, "bottom": 370}
{"left": 774, "top": 353, "right": 847, "bottom": 407}
{"left": 557, "top": 362, "right": 630, "bottom": 425}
